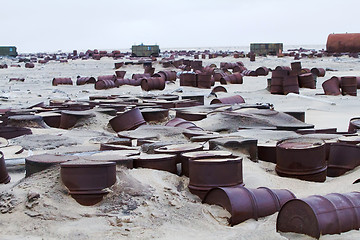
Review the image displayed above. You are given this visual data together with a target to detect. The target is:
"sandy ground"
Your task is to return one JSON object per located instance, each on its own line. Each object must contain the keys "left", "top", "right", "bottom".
{"left": 0, "top": 52, "right": 359, "bottom": 239}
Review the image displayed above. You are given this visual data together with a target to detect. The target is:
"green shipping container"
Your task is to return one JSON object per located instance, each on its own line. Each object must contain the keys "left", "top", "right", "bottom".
{"left": 0, "top": 46, "right": 18, "bottom": 57}
{"left": 131, "top": 44, "right": 160, "bottom": 57}
{"left": 250, "top": 43, "right": 283, "bottom": 56}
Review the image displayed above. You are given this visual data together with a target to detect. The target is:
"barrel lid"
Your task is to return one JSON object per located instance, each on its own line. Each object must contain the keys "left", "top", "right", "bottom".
{"left": 277, "top": 137, "right": 325, "bottom": 149}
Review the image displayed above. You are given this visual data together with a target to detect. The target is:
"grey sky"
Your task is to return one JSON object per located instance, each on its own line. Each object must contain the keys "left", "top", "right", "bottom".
{"left": 1, "top": 0, "right": 359, "bottom": 53}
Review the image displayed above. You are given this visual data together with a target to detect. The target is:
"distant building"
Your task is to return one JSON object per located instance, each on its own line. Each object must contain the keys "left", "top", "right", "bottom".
{"left": 131, "top": 44, "right": 160, "bottom": 57}
{"left": 250, "top": 43, "right": 283, "bottom": 56}
{"left": 0, "top": 46, "right": 18, "bottom": 57}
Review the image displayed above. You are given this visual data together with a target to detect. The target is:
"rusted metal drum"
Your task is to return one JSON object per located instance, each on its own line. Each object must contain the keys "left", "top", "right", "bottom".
{"left": 175, "top": 109, "right": 207, "bottom": 121}
{"left": 133, "top": 154, "right": 177, "bottom": 173}
{"left": 165, "top": 118, "right": 203, "bottom": 131}
{"left": 210, "top": 95, "right": 245, "bottom": 105}
{"left": 196, "top": 73, "right": 212, "bottom": 89}
{"left": 257, "top": 142, "right": 277, "bottom": 163}
{"left": 26, "top": 154, "right": 78, "bottom": 177}
{"left": 270, "top": 77, "right": 284, "bottom": 94}
{"left": 154, "top": 143, "right": 204, "bottom": 164}
{"left": 298, "top": 73, "right": 315, "bottom": 89}
{"left": 188, "top": 157, "right": 243, "bottom": 199}
{"left": 348, "top": 117, "right": 360, "bottom": 133}
{"left": 76, "top": 77, "right": 96, "bottom": 85}
{"left": 114, "top": 62, "right": 124, "bottom": 69}
{"left": 326, "top": 33, "right": 360, "bottom": 53}
{"left": 242, "top": 70, "right": 257, "bottom": 76}
{"left": 211, "top": 86, "right": 227, "bottom": 93}
{"left": 141, "top": 77, "right": 165, "bottom": 91}
{"left": 203, "top": 186, "right": 296, "bottom": 226}
{"left": 180, "top": 73, "right": 197, "bottom": 87}
{"left": 340, "top": 76, "right": 357, "bottom": 96}
{"left": 180, "top": 150, "right": 232, "bottom": 177}
{"left": 277, "top": 192, "right": 360, "bottom": 238}
{"left": 109, "top": 108, "right": 145, "bottom": 132}
{"left": 60, "top": 110, "right": 95, "bottom": 129}
{"left": 140, "top": 108, "right": 169, "bottom": 122}
{"left": 327, "top": 143, "right": 360, "bottom": 177}
{"left": 95, "top": 79, "right": 116, "bottom": 90}
{"left": 357, "top": 76, "right": 360, "bottom": 89}
{"left": 25, "top": 63, "right": 35, "bottom": 68}
{"left": 310, "top": 68, "right": 326, "bottom": 77}
{"left": 115, "top": 70, "right": 126, "bottom": 79}
{"left": 276, "top": 137, "right": 327, "bottom": 182}
{"left": 132, "top": 73, "right": 151, "bottom": 80}
{"left": 191, "top": 60, "right": 203, "bottom": 71}
{"left": 97, "top": 75, "right": 116, "bottom": 81}
{"left": 255, "top": 67, "right": 269, "bottom": 76}
{"left": 322, "top": 76, "right": 341, "bottom": 95}
{"left": 37, "top": 112, "right": 61, "bottom": 128}
{"left": 153, "top": 71, "right": 177, "bottom": 82}
{"left": 283, "top": 75, "right": 299, "bottom": 94}
{"left": 144, "top": 66, "right": 155, "bottom": 75}
{"left": 60, "top": 160, "right": 116, "bottom": 206}
{"left": 213, "top": 72, "right": 228, "bottom": 82}
{"left": 220, "top": 73, "right": 243, "bottom": 84}
{"left": 0, "top": 151, "right": 10, "bottom": 184}
{"left": 52, "top": 78, "right": 73, "bottom": 86}
{"left": 290, "top": 62, "right": 302, "bottom": 74}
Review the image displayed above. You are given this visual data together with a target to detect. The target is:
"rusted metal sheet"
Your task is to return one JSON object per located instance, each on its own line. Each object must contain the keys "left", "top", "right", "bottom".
{"left": 26, "top": 154, "right": 78, "bottom": 177}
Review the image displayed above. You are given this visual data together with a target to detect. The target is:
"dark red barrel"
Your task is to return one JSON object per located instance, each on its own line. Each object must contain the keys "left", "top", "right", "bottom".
{"left": 196, "top": 73, "right": 212, "bottom": 89}
{"left": 255, "top": 67, "right": 269, "bottom": 76}
{"left": 132, "top": 73, "right": 151, "bottom": 80}
{"left": 210, "top": 95, "right": 245, "bottom": 105}
{"left": 220, "top": 72, "right": 243, "bottom": 84}
{"left": 141, "top": 77, "right": 165, "bottom": 91}
{"left": 283, "top": 75, "right": 299, "bottom": 94}
{"left": 180, "top": 73, "right": 197, "bottom": 87}
{"left": 95, "top": 79, "right": 116, "bottom": 90}
{"left": 276, "top": 137, "right": 327, "bottom": 182}
{"left": 348, "top": 117, "right": 360, "bottom": 133}
{"left": 52, "top": 78, "right": 73, "bottom": 86}
{"left": 97, "top": 75, "right": 116, "bottom": 81}
{"left": 115, "top": 70, "right": 126, "bottom": 79}
{"left": 25, "top": 63, "right": 35, "bottom": 68}
{"left": 0, "top": 151, "right": 10, "bottom": 184}
{"left": 188, "top": 157, "right": 243, "bottom": 199}
{"left": 327, "top": 143, "right": 360, "bottom": 177}
{"left": 298, "top": 73, "right": 315, "bottom": 89}
{"left": 326, "top": 33, "right": 360, "bottom": 53}
{"left": 76, "top": 77, "right": 96, "bottom": 85}
{"left": 204, "top": 186, "right": 296, "bottom": 226}
{"left": 277, "top": 192, "right": 360, "bottom": 238}
{"left": 340, "top": 76, "right": 357, "bottom": 96}
{"left": 322, "top": 77, "right": 341, "bottom": 95}
{"left": 311, "top": 68, "right": 326, "bottom": 77}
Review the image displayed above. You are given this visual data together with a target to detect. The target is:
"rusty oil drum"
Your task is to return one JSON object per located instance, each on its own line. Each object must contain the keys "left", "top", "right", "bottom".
{"left": 52, "top": 78, "right": 73, "bottom": 86}
{"left": 132, "top": 154, "right": 177, "bottom": 174}
{"left": 327, "top": 142, "right": 360, "bottom": 177}
{"left": 109, "top": 108, "right": 146, "bottom": 132}
{"left": 210, "top": 95, "right": 245, "bottom": 105}
{"left": 140, "top": 77, "right": 165, "bottom": 91}
{"left": 298, "top": 73, "right": 315, "bottom": 89}
{"left": 341, "top": 76, "right": 357, "bottom": 96}
{"left": 188, "top": 157, "right": 243, "bottom": 200}
{"left": 277, "top": 192, "right": 360, "bottom": 239}
{"left": 60, "top": 160, "right": 116, "bottom": 206}
{"left": 322, "top": 76, "right": 341, "bottom": 95}
{"left": 203, "top": 186, "right": 296, "bottom": 226}
{"left": 0, "top": 151, "right": 11, "bottom": 184}
{"left": 276, "top": 137, "right": 327, "bottom": 182}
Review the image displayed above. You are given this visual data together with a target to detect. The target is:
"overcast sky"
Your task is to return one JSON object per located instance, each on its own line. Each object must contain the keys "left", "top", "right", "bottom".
{"left": 1, "top": 0, "right": 359, "bottom": 53}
